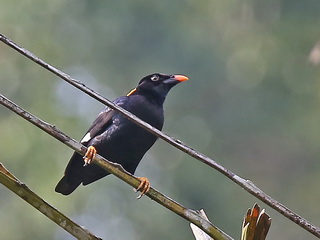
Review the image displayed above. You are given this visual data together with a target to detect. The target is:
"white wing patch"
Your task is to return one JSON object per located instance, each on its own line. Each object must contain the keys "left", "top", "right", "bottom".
{"left": 80, "top": 132, "right": 91, "bottom": 143}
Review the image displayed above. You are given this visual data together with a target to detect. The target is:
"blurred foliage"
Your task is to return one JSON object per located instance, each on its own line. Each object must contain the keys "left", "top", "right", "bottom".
{"left": 1, "top": 0, "right": 320, "bottom": 239}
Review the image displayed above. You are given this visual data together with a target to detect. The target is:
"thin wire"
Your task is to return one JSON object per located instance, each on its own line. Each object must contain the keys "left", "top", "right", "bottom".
{"left": 1, "top": 33, "right": 320, "bottom": 238}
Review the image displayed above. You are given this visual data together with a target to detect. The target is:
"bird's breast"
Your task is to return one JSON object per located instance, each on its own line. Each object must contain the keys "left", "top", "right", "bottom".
{"left": 124, "top": 95, "right": 164, "bottom": 130}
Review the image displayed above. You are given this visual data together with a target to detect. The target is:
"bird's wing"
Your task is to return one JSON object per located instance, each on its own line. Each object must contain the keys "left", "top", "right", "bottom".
{"left": 80, "top": 96, "right": 129, "bottom": 145}
{"left": 55, "top": 96, "right": 130, "bottom": 195}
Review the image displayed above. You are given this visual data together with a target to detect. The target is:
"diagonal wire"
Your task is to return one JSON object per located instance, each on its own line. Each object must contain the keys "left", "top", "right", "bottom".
{"left": 0, "top": 163, "right": 102, "bottom": 240}
{"left": 0, "top": 94, "right": 232, "bottom": 240}
{"left": 1, "top": 33, "right": 320, "bottom": 238}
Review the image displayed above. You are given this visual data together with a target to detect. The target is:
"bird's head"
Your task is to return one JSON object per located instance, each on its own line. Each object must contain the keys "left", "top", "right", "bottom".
{"left": 127, "top": 73, "right": 189, "bottom": 104}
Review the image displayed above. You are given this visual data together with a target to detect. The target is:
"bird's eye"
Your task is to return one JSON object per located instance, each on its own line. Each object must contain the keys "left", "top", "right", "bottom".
{"left": 151, "top": 75, "right": 159, "bottom": 81}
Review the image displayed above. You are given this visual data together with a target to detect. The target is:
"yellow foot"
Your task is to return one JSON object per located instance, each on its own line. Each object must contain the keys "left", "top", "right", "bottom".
{"left": 83, "top": 146, "right": 97, "bottom": 166}
{"left": 135, "top": 177, "right": 151, "bottom": 199}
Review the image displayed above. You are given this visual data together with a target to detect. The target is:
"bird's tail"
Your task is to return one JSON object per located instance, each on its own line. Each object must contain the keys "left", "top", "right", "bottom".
{"left": 55, "top": 176, "right": 81, "bottom": 195}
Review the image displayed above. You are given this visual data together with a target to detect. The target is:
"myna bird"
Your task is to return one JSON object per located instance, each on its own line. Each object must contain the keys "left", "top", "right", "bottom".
{"left": 55, "top": 73, "right": 188, "bottom": 197}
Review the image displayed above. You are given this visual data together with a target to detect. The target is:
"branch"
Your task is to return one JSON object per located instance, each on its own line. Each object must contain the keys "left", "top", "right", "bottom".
{"left": 0, "top": 163, "right": 102, "bottom": 240}
{"left": 190, "top": 209, "right": 214, "bottom": 240}
{"left": 0, "top": 94, "right": 233, "bottom": 240}
{"left": 1, "top": 33, "right": 320, "bottom": 238}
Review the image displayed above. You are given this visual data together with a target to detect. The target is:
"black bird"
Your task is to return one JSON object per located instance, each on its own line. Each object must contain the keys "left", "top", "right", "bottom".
{"left": 55, "top": 73, "right": 188, "bottom": 196}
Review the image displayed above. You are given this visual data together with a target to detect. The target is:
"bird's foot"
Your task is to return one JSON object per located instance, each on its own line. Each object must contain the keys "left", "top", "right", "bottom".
{"left": 83, "top": 146, "right": 97, "bottom": 166}
{"left": 135, "top": 177, "right": 151, "bottom": 199}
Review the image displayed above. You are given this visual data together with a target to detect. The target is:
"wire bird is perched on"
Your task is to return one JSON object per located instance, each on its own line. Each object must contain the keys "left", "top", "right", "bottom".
{"left": 55, "top": 73, "right": 188, "bottom": 198}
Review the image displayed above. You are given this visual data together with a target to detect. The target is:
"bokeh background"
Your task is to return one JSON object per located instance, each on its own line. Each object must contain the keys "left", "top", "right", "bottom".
{"left": 1, "top": 1, "right": 320, "bottom": 239}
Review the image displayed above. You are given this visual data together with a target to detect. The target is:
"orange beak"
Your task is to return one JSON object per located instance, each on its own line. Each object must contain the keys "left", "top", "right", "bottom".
{"left": 173, "top": 75, "right": 189, "bottom": 82}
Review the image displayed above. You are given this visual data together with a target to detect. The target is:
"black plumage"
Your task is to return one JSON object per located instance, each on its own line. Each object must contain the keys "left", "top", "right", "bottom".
{"left": 55, "top": 73, "right": 188, "bottom": 195}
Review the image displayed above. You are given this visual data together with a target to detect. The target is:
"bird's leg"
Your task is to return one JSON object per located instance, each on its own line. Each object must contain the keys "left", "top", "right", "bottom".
{"left": 135, "top": 177, "right": 151, "bottom": 199}
{"left": 83, "top": 146, "right": 97, "bottom": 166}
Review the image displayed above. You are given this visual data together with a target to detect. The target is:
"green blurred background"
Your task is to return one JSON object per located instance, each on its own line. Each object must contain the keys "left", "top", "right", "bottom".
{"left": 1, "top": 1, "right": 320, "bottom": 239}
